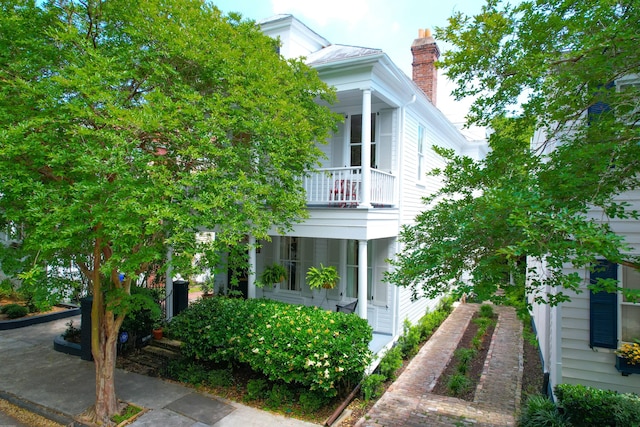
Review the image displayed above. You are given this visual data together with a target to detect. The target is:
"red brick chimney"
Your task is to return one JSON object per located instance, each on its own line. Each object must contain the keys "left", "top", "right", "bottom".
{"left": 411, "top": 28, "right": 440, "bottom": 106}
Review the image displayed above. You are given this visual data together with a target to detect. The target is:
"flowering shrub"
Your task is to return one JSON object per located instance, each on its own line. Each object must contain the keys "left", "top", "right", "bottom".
{"left": 616, "top": 341, "right": 640, "bottom": 365}
{"left": 171, "top": 297, "right": 372, "bottom": 396}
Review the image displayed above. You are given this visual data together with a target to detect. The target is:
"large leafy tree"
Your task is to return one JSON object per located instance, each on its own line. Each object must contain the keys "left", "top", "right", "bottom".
{"left": 388, "top": 0, "right": 639, "bottom": 305}
{"left": 0, "top": 0, "right": 338, "bottom": 423}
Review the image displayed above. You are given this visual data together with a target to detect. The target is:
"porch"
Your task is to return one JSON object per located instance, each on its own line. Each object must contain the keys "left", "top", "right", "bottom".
{"left": 303, "top": 167, "right": 396, "bottom": 208}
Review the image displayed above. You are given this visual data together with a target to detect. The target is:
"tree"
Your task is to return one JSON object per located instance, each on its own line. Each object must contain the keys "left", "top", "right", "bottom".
{"left": 0, "top": 0, "right": 339, "bottom": 423}
{"left": 387, "top": 0, "right": 640, "bottom": 306}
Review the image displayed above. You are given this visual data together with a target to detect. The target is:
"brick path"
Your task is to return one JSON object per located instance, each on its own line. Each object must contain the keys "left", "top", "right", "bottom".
{"left": 356, "top": 303, "right": 523, "bottom": 427}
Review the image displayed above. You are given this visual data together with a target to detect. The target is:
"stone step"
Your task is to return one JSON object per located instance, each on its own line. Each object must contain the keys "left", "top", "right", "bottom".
{"left": 150, "top": 337, "right": 182, "bottom": 352}
{"left": 142, "top": 344, "right": 180, "bottom": 360}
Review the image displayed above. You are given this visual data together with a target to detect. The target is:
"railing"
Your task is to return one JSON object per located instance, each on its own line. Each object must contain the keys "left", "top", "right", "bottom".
{"left": 303, "top": 167, "right": 396, "bottom": 207}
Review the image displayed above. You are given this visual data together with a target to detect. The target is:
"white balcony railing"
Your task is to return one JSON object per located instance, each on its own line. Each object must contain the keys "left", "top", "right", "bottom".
{"left": 303, "top": 167, "right": 396, "bottom": 207}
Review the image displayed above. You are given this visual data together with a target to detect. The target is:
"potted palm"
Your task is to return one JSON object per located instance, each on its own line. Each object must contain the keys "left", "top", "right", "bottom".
{"left": 258, "top": 264, "right": 287, "bottom": 288}
{"left": 306, "top": 264, "right": 340, "bottom": 290}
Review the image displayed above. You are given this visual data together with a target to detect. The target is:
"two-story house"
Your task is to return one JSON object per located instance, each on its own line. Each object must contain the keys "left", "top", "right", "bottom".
{"left": 211, "top": 15, "right": 486, "bottom": 353}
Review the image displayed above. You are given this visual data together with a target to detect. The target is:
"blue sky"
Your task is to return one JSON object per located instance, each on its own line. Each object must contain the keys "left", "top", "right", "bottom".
{"left": 212, "top": 0, "right": 489, "bottom": 136}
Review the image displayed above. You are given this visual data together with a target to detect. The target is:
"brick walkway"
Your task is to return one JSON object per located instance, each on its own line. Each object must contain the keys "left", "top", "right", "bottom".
{"left": 356, "top": 303, "right": 523, "bottom": 427}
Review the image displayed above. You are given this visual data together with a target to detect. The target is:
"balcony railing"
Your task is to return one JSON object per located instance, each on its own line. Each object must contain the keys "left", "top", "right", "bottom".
{"left": 303, "top": 167, "right": 396, "bottom": 207}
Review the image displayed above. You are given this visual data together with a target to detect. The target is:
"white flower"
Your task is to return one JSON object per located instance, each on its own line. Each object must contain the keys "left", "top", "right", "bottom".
{"left": 252, "top": 348, "right": 259, "bottom": 354}
{"left": 324, "top": 361, "right": 330, "bottom": 366}
{"left": 306, "top": 359, "right": 315, "bottom": 366}
{"left": 323, "top": 353, "right": 329, "bottom": 359}
{"left": 324, "top": 369, "right": 330, "bottom": 378}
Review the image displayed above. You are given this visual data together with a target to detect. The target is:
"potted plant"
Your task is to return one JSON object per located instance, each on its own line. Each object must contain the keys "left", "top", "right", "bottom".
{"left": 615, "top": 340, "right": 640, "bottom": 375}
{"left": 152, "top": 320, "right": 164, "bottom": 340}
{"left": 258, "top": 264, "right": 287, "bottom": 287}
{"left": 306, "top": 264, "right": 340, "bottom": 290}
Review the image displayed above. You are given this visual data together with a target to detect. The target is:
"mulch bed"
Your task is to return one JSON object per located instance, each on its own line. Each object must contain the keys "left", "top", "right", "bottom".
{"left": 431, "top": 312, "right": 495, "bottom": 400}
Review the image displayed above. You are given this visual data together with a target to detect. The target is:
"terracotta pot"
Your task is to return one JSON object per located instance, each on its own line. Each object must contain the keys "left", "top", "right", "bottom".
{"left": 152, "top": 328, "right": 163, "bottom": 340}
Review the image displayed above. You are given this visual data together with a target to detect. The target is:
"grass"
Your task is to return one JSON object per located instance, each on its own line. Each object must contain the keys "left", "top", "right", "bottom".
{"left": 110, "top": 404, "right": 142, "bottom": 425}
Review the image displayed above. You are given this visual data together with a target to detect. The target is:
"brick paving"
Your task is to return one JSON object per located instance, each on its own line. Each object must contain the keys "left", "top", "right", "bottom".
{"left": 356, "top": 303, "right": 523, "bottom": 427}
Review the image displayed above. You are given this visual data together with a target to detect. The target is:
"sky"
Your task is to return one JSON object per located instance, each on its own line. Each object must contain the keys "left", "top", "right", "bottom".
{"left": 211, "top": 0, "right": 489, "bottom": 140}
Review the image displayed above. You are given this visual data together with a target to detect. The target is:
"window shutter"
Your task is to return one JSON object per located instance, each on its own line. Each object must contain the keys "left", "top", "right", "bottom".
{"left": 589, "top": 261, "right": 618, "bottom": 349}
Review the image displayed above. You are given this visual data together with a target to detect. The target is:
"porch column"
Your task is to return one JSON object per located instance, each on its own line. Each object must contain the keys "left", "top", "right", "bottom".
{"left": 357, "top": 239, "right": 368, "bottom": 319}
{"left": 248, "top": 235, "right": 257, "bottom": 299}
{"left": 360, "top": 89, "right": 372, "bottom": 208}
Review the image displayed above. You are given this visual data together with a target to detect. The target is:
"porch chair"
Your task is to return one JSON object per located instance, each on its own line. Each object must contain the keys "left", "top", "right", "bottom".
{"left": 329, "top": 179, "right": 358, "bottom": 207}
{"left": 336, "top": 299, "right": 358, "bottom": 314}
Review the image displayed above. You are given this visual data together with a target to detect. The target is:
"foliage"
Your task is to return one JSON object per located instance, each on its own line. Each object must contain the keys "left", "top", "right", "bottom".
{"left": 389, "top": 0, "right": 640, "bottom": 306}
{"left": 616, "top": 340, "right": 640, "bottom": 365}
{"left": 378, "top": 346, "right": 403, "bottom": 381}
{"left": 0, "top": 303, "right": 28, "bottom": 319}
{"left": 397, "top": 318, "right": 422, "bottom": 358}
{"left": 446, "top": 373, "right": 471, "bottom": 397}
{"left": 170, "top": 297, "right": 372, "bottom": 396}
{"left": 518, "top": 394, "right": 570, "bottom": 427}
{"left": 306, "top": 264, "right": 340, "bottom": 289}
{"left": 361, "top": 374, "right": 386, "bottom": 402}
{"left": 258, "top": 264, "right": 287, "bottom": 287}
{"left": 454, "top": 348, "right": 477, "bottom": 375}
{"left": 63, "top": 320, "right": 82, "bottom": 343}
{"left": 110, "top": 404, "right": 142, "bottom": 425}
{"left": 0, "top": 0, "right": 339, "bottom": 421}
{"left": 245, "top": 379, "right": 270, "bottom": 401}
{"left": 555, "top": 383, "right": 640, "bottom": 427}
{"left": 206, "top": 368, "right": 235, "bottom": 388}
{"left": 265, "top": 383, "right": 295, "bottom": 409}
{"left": 479, "top": 304, "right": 494, "bottom": 319}
{"left": 298, "top": 390, "right": 330, "bottom": 413}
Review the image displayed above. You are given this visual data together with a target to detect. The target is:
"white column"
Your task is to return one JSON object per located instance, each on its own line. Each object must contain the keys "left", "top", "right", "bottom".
{"left": 357, "top": 239, "right": 368, "bottom": 319}
{"left": 248, "top": 235, "right": 256, "bottom": 299}
{"left": 165, "top": 246, "right": 173, "bottom": 320}
{"left": 360, "top": 89, "right": 372, "bottom": 208}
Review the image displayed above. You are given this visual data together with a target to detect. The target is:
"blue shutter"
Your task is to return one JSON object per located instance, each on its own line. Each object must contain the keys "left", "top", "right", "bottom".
{"left": 589, "top": 261, "right": 618, "bottom": 349}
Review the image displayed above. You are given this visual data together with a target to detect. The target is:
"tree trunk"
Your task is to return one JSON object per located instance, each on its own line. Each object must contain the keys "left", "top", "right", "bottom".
{"left": 92, "top": 318, "right": 121, "bottom": 424}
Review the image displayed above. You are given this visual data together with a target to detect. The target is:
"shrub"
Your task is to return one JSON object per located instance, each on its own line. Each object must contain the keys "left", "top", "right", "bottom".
{"left": 266, "top": 383, "right": 295, "bottom": 409}
{"left": 555, "top": 383, "right": 640, "bottom": 427}
{"left": 1, "top": 303, "right": 28, "bottom": 319}
{"left": 398, "top": 319, "right": 421, "bottom": 358}
{"left": 206, "top": 369, "right": 234, "bottom": 388}
{"left": 454, "top": 348, "right": 477, "bottom": 374}
{"left": 171, "top": 297, "right": 372, "bottom": 397}
{"left": 245, "top": 379, "right": 270, "bottom": 401}
{"left": 361, "top": 374, "right": 386, "bottom": 401}
{"left": 62, "top": 320, "right": 81, "bottom": 343}
{"left": 447, "top": 373, "right": 470, "bottom": 397}
{"left": 479, "top": 304, "right": 494, "bottom": 318}
{"left": 298, "top": 390, "right": 330, "bottom": 413}
{"left": 518, "top": 394, "right": 570, "bottom": 427}
{"left": 379, "top": 346, "right": 403, "bottom": 381}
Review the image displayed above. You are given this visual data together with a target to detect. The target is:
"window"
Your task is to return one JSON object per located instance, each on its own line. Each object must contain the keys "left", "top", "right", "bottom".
{"left": 417, "top": 124, "right": 426, "bottom": 180}
{"left": 350, "top": 114, "right": 376, "bottom": 167}
{"left": 280, "top": 237, "right": 299, "bottom": 291}
{"left": 345, "top": 240, "right": 373, "bottom": 299}
{"left": 590, "top": 261, "right": 640, "bottom": 349}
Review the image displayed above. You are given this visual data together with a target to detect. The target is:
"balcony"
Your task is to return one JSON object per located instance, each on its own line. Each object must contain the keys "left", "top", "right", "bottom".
{"left": 303, "top": 167, "right": 395, "bottom": 208}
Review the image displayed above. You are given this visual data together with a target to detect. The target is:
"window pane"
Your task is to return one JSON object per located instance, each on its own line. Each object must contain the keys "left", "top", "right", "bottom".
{"left": 350, "top": 145, "right": 361, "bottom": 167}
{"left": 622, "top": 305, "right": 640, "bottom": 342}
{"left": 350, "top": 115, "right": 362, "bottom": 143}
{"left": 346, "top": 267, "right": 358, "bottom": 298}
{"left": 623, "top": 265, "right": 640, "bottom": 303}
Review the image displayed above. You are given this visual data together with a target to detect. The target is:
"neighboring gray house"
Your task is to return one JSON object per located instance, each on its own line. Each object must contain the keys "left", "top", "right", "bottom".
{"left": 528, "top": 75, "right": 640, "bottom": 395}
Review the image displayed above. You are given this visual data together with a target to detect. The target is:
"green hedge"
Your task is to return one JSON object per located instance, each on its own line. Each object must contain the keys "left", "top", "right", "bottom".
{"left": 171, "top": 297, "right": 372, "bottom": 396}
{"left": 555, "top": 383, "right": 640, "bottom": 427}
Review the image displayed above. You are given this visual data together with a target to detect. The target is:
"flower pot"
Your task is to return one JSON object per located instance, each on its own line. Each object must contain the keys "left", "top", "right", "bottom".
{"left": 152, "top": 328, "right": 163, "bottom": 340}
{"left": 615, "top": 356, "right": 640, "bottom": 376}
{"left": 322, "top": 282, "right": 335, "bottom": 289}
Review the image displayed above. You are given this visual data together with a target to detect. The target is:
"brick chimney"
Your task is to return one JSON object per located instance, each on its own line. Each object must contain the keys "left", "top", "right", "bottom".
{"left": 411, "top": 28, "right": 440, "bottom": 106}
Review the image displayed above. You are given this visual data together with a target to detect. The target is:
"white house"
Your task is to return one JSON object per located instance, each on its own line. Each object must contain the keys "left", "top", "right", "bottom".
{"left": 212, "top": 15, "right": 487, "bottom": 353}
{"left": 528, "top": 76, "right": 640, "bottom": 396}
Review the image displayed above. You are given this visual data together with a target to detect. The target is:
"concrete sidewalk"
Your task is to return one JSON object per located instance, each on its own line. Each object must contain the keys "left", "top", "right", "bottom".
{"left": 0, "top": 315, "right": 319, "bottom": 427}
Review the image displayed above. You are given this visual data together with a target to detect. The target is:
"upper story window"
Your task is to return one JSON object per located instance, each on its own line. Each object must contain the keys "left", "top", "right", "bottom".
{"left": 350, "top": 113, "right": 376, "bottom": 168}
{"left": 418, "top": 124, "right": 426, "bottom": 180}
{"left": 621, "top": 264, "right": 640, "bottom": 342}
